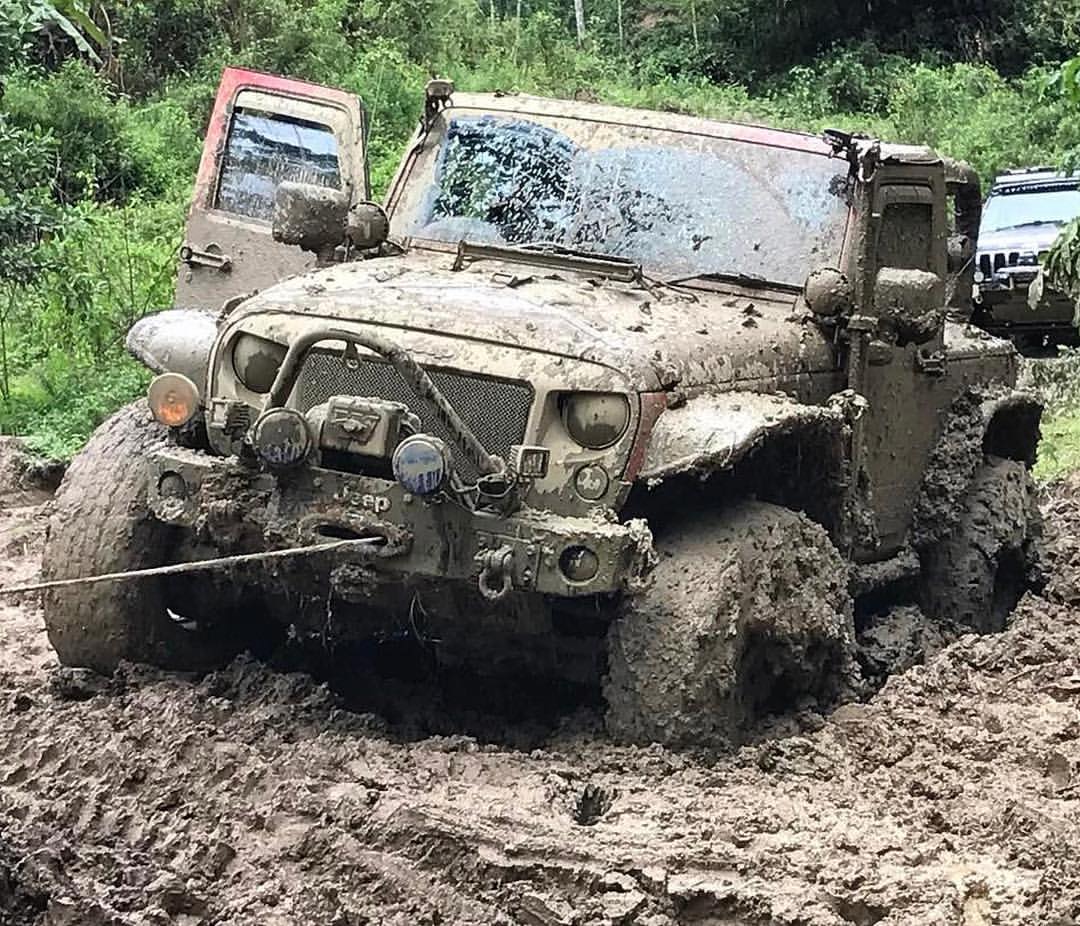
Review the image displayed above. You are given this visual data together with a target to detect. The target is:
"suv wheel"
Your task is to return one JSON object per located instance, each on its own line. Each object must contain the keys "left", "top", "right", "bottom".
{"left": 603, "top": 501, "right": 855, "bottom": 747}
{"left": 920, "top": 456, "right": 1043, "bottom": 633}
{"left": 42, "top": 402, "right": 232, "bottom": 674}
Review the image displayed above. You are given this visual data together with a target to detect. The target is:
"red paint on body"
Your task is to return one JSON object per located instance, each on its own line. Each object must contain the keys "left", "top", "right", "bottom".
{"left": 624, "top": 392, "right": 670, "bottom": 482}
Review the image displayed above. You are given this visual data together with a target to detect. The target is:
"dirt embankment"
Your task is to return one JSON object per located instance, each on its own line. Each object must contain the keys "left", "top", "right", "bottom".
{"left": 1, "top": 449, "right": 1080, "bottom": 924}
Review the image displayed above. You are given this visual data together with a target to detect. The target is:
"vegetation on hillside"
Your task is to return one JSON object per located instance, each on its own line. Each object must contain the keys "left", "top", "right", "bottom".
{"left": 3, "top": 0, "right": 1080, "bottom": 456}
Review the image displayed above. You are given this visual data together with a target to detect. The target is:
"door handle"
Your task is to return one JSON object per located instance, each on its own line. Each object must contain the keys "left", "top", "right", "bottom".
{"left": 180, "top": 243, "right": 232, "bottom": 272}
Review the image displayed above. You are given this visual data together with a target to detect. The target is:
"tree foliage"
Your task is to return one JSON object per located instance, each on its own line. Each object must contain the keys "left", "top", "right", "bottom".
{"left": 1032, "top": 55, "right": 1080, "bottom": 325}
{"left": 5, "top": 0, "right": 1080, "bottom": 452}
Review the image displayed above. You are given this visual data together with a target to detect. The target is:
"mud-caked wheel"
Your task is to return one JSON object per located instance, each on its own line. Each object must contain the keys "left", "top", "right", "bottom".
{"left": 603, "top": 501, "right": 855, "bottom": 747}
{"left": 921, "top": 457, "right": 1043, "bottom": 634}
{"left": 42, "top": 402, "right": 230, "bottom": 674}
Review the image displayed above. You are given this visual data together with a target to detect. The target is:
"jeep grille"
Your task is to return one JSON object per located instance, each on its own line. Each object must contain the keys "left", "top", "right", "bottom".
{"left": 297, "top": 351, "right": 533, "bottom": 480}
{"left": 979, "top": 250, "right": 1040, "bottom": 277}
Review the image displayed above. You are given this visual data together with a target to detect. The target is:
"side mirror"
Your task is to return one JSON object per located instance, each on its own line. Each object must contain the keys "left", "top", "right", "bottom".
{"left": 272, "top": 182, "right": 350, "bottom": 254}
{"left": 874, "top": 267, "right": 945, "bottom": 346}
{"left": 272, "top": 183, "right": 390, "bottom": 256}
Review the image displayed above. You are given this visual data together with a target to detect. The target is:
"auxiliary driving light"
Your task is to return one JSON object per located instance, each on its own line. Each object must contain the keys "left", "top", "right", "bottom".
{"left": 574, "top": 463, "right": 609, "bottom": 501}
{"left": 392, "top": 435, "right": 452, "bottom": 496}
{"left": 559, "top": 545, "right": 600, "bottom": 583}
{"left": 148, "top": 373, "right": 199, "bottom": 428}
{"left": 251, "top": 407, "right": 312, "bottom": 469}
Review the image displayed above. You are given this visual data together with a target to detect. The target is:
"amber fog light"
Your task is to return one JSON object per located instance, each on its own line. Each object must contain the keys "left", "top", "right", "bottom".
{"left": 148, "top": 373, "right": 199, "bottom": 428}
{"left": 560, "top": 545, "right": 600, "bottom": 583}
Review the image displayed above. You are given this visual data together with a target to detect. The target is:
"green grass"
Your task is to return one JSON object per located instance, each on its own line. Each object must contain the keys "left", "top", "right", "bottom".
{"left": 1020, "top": 349, "right": 1080, "bottom": 482}
{"left": 1036, "top": 408, "right": 1080, "bottom": 482}
{"left": 0, "top": 353, "right": 150, "bottom": 459}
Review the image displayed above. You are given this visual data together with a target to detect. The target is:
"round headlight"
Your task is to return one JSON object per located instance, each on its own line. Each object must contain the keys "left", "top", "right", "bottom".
{"left": 232, "top": 334, "right": 287, "bottom": 394}
{"left": 562, "top": 393, "right": 630, "bottom": 450}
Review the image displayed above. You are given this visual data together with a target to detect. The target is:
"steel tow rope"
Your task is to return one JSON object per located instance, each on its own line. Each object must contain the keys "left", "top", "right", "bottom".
{"left": 0, "top": 537, "right": 384, "bottom": 597}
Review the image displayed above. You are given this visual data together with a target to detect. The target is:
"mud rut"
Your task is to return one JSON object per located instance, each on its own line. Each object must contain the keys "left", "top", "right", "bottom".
{"left": 3, "top": 446, "right": 1080, "bottom": 925}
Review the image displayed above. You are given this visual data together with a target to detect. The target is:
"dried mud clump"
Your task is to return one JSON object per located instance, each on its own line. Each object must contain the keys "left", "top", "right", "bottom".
{"left": 0, "top": 438, "right": 63, "bottom": 497}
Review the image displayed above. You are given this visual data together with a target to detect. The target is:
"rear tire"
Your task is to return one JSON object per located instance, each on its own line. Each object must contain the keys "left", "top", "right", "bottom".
{"left": 42, "top": 402, "right": 229, "bottom": 673}
{"left": 920, "top": 457, "right": 1042, "bottom": 633}
{"left": 603, "top": 501, "right": 855, "bottom": 747}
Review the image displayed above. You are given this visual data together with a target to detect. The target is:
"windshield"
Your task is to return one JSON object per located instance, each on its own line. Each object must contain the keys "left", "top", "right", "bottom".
{"left": 982, "top": 185, "right": 1080, "bottom": 233}
{"left": 398, "top": 113, "right": 851, "bottom": 286}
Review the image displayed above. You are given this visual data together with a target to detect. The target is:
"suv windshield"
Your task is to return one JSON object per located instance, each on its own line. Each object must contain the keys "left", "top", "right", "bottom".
{"left": 398, "top": 113, "right": 851, "bottom": 286}
{"left": 983, "top": 184, "right": 1080, "bottom": 233}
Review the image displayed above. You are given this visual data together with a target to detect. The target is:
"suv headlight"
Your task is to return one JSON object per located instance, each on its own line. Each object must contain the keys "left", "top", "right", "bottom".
{"left": 231, "top": 334, "right": 287, "bottom": 394}
{"left": 561, "top": 392, "right": 630, "bottom": 449}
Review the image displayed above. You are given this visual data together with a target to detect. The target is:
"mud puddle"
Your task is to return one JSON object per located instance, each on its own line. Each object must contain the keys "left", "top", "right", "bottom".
{"left": 2, "top": 448, "right": 1080, "bottom": 923}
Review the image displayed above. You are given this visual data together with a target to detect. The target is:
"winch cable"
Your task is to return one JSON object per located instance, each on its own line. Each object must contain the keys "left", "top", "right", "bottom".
{"left": 0, "top": 536, "right": 383, "bottom": 597}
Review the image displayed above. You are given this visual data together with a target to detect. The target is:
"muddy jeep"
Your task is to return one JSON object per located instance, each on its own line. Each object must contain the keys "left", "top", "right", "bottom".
{"left": 41, "top": 70, "right": 1043, "bottom": 746}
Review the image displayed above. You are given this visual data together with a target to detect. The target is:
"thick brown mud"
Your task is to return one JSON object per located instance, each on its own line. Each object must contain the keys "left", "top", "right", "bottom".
{"left": 2, "top": 444, "right": 1080, "bottom": 924}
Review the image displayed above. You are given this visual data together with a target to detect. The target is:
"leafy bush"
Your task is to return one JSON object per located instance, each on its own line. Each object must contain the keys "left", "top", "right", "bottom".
{"left": 16, "top": 198, "right": 184, "bottom": 363}
{"left": 0, "top": 112, "right": 61, "bottom": 402}
{"left": 0, "top": 117, "right": 58, "bottom": 286}
{"left": 3, "top": 60, "right": 185, "bottom": 203}
{"left": 107, "top": 0, "right": 227, "bottom": 95}
{"left": 0, "top": 197, "right": 180, "bottom": 450}
{"left": 0, "top": 1, "right": 34, "bottom": 73}
{"left": 0, "top": 353, "right": 150, "bottom": 458}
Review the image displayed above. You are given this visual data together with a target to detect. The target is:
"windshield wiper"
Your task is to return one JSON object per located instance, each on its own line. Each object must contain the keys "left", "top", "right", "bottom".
{"left": 452, "top": 239, "right": 643, "bottom": 283}
{"left": 994, "top": 220, "right": 1062, "bottom": 231}
{"left": 515, "top": 240, "right": 638, "bottom": 265}
{"left": 665, "top": 269, "right": 791, "bottom": 291}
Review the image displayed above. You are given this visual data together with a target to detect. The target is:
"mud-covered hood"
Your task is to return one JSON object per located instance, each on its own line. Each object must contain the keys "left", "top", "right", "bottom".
{"left": 231, "top": 251, "right": 836, "bottom": 391}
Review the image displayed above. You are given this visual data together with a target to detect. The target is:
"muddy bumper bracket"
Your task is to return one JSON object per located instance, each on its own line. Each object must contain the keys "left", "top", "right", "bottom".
{"left": 146, "top": 449, "right": 656, "bottom": 599}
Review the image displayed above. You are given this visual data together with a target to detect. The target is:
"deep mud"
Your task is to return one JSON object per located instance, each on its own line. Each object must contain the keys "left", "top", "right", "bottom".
{"left": 3, "top": 445, "right": 1080, "bottom": 924}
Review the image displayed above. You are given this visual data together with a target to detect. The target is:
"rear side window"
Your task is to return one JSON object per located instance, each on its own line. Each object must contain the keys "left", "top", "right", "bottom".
{"left": 216, "top": 108, "right": 341, "bottom": 221}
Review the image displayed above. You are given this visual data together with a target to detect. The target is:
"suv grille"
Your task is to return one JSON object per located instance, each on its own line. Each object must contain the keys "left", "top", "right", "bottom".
{"left": 979, "top": 250, "right": 1041, "bottom": 277}
{"left": 297, "top": 351, "right": 534, "bottom": 479}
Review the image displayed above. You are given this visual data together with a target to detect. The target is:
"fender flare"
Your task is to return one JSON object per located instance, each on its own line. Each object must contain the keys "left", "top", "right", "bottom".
{"left": 637, "top": 391, "right": 845, "bottom": 482}
{"left": 125, "top": 309, "right": 218, "bottom": 395}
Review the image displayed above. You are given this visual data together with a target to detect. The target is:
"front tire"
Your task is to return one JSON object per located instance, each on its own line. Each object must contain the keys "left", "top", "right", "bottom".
{"left": 603, "top": 501, "right": 855, "bottom": 747}
{"left": 42, "top": 402, "right": 228, "bottom": 673}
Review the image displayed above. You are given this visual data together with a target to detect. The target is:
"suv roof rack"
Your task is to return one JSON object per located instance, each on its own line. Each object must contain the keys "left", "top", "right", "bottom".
{"left": 1000, "top": 166, "right": 1058, "bottom": 175}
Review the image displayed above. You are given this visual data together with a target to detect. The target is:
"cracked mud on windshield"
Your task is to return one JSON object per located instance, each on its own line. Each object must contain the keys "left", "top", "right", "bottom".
{"left": 3, "top": 439, "right": 1080, "bottom": 925}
